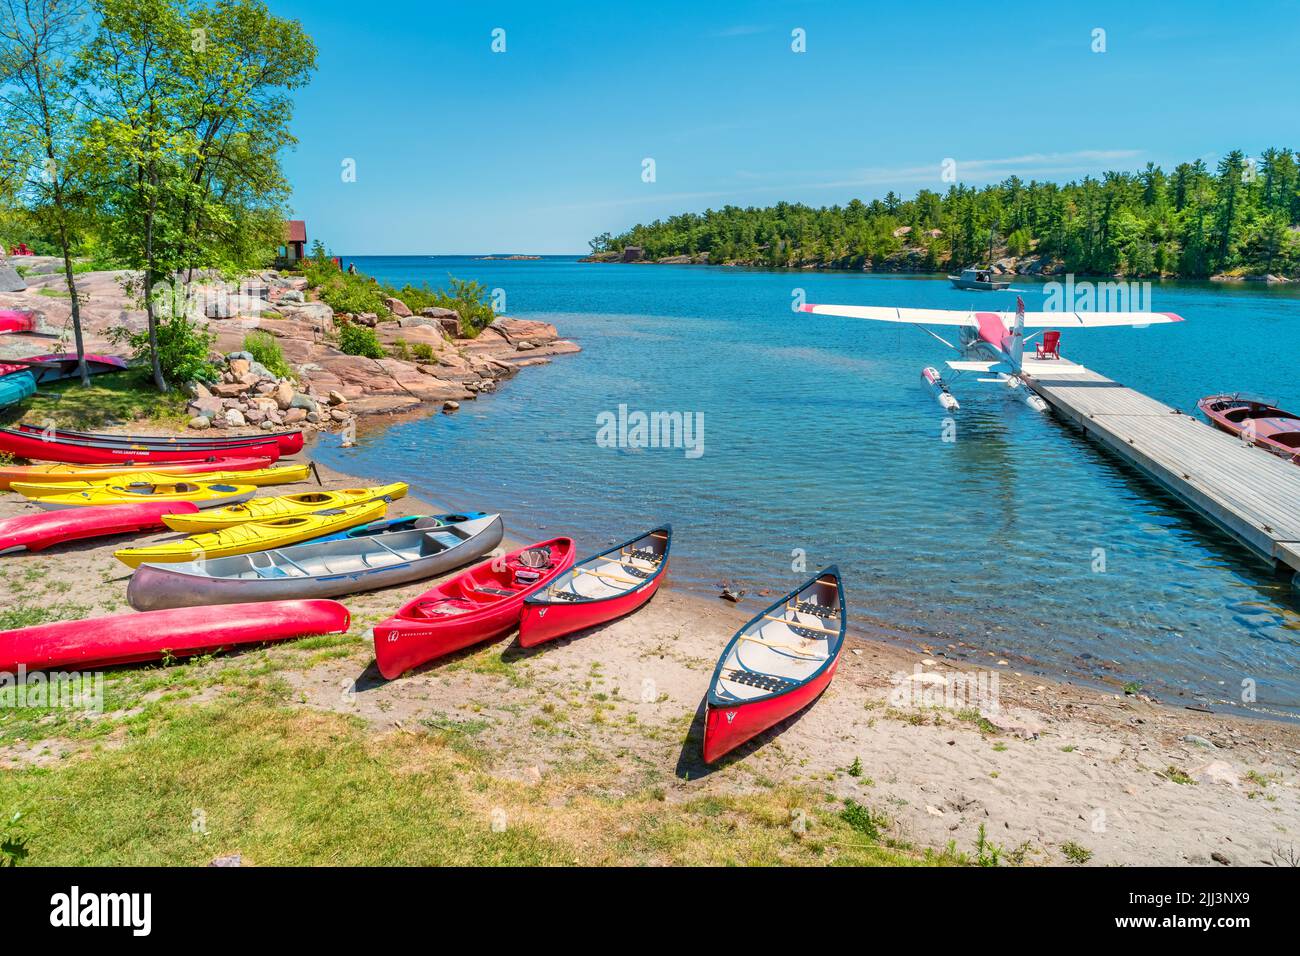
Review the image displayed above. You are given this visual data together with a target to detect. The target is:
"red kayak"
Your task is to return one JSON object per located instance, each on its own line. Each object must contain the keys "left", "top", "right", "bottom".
{"left": 0, "top": 501, "right": 200, "bottom": 554}
{"left": 15, "top": 423, "right": 304, "bottom": 456}
{"left": 518, "top": 526, "right": 670, "bottom": 647}
{"left": 0, "top": 310, "right": 35, "bottom": 334}
{"left": 373, "top": 537, "right": 575, "bottom": 679}
{"left": 0, "top": 599, "right": 350, "bottom": 673}
{"left": 1198, "top": 394, "right": 1300, "bottom": 464}
{"left": 0, "top": 427, "right": 284, "bottom": 464}
{"left": 702, "top": 567, "right": 846, "bottom": 764}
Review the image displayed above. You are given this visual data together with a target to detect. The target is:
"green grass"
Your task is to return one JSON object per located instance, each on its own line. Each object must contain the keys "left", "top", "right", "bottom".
{"left": 1060, "top": 841, "right": 1093, "bottom": 864}
{"left": 2, "top": 368, "right": 187, "bottom": 430}
{"left": 242, "top": 331, "right": 295, "bottom": 380}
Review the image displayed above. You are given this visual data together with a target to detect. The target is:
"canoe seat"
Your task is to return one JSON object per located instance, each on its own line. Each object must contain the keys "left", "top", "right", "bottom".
{"left": 253, "top": 565, "right": 290, "bottom": 578}
{"left": 793, "top": 601, "right": 837, "bottom": 619}
{"left": 626, "top": 547, "right": 661, "bottom": 564}
{"left": 551, "top": 589, "right": 586, "bottom": 602}
{"left": 724, "top": 669, "right": 798, "bottom": 694}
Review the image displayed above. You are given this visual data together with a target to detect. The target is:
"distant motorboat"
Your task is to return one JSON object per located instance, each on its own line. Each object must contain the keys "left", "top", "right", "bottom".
{"left": 948, "top": 267, "right": 1011, "bottom": 291}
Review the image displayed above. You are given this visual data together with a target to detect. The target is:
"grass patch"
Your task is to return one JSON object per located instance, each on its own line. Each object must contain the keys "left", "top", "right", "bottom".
{"left": 242, "top": 331, "right": 295, "bottom": 380}
{"left": 1162, "top": 765, "right": 1195, "bottom": 785}
{"left": 3, "top": 368, "right": 187, "bottom": 430}
{"left": 1060, "top": 841, "right": 1093, "bottom": 864}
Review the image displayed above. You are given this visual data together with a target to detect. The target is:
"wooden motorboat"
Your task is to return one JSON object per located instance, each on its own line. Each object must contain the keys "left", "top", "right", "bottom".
{"left": 1198, "top": 394, "right": 1300, "bottom": 464}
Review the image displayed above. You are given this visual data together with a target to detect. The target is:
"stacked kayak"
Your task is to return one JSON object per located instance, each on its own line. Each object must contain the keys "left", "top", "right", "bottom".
{"left": 702, "top": 568, "right": 847, "bottom": 763}
{"left": 29, "top": 479, "right": 258, "bottom": 511}
{"left": 373, "top": 537, "right": 576, "bottom": 679}
{"left": 128, "top": 513, "right": 504, "bottom": 610}
{"left": 0, "top": 600, "right": 350, "bottom": 673}
{"left": 0, "top": 456, "right": 274, "bottom": 490}
{"left": 162, "top": 482, "right": 408, "bottom": 533}
{"left": 0, "top": 501, "right": 200, "bottom": 555}
{"left": 10, "top": 462, "right": 310, "bottom": 498}
{"left": 519, "top": 526, "right": 671, "bottom": 647}
{"left": 13, "top": 422, "right": 303, "bottom": 456}
{"left": 0, "top": 353, "right": 129, "bottom": 383}
{"left": 301, "top": 511, "right": 491, "bottom": 544}
{"left": 0, "top": 310, "right": 35, "bottom": 334}
{"left": 0, "top": 370, "right": 35, "bottom": 408}
{"left": 0, "top": 427, "right": 285, "bottom": 464}
{"left": 115, "top": 499, "right": 388, "bottom": 567}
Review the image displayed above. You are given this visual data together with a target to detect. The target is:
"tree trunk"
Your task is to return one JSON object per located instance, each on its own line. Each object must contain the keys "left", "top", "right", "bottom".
{"left": 55, "top": 219, "right": 90, "bottom": 387}
{"left": 143, "top": 196, "right": 167, "bottom": 393}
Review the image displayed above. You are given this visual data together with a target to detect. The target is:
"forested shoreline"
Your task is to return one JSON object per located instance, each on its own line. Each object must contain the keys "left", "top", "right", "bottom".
{"left": 588, "top": 150, "right": 1300, "bottom": 279}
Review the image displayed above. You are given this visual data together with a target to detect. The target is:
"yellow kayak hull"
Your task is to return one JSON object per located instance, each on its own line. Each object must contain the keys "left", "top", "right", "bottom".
{"left": 29, "top": 480, "right": 258, "bottom": 511}
{"left": 161, "top": 482, "right": 409, "bottom": 533}
{"left": 0, "top": 458, "right": 274, "bottom": 491}
{"left": 10, "top": 463, "right": 311, "bottom": 498}
{"left": 114, "top": 500, "right": 388, "bottom": 568}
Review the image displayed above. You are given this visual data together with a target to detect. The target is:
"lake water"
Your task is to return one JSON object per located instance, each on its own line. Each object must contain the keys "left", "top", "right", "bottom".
{"left": 314, "top": 255, "right": 1300, "bottom": 719}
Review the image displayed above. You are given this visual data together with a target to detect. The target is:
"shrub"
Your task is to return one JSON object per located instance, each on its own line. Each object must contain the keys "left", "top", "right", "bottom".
{"left": 389, "top": 338, "right": 412, "bottom": 361}
{"left": 338, "top": 322, "right": 385, "bottom": 359}
{"left": 412, "top": 342, "right": 436, "bottom": 362}
{"left": 243, "top": 331, "right": 295, "bottom": 380}
{"left": 109, "top": 311, "right": 218, "bottom": 387}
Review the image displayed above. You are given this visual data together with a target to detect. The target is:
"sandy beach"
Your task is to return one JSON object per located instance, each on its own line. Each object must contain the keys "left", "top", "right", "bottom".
{"left": 2, "top": 448, "right": 1297, "bottom": 867}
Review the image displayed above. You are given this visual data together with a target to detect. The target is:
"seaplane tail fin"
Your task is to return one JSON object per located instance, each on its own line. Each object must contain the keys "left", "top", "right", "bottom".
{"left": 1008, "top": 296, "right": 1026, "bottom": 368}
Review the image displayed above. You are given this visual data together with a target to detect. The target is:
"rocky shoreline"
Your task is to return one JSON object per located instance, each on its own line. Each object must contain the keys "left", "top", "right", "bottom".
{"left": 0, "top": 257, "right": 580, "bottom": 433}
{"left": 581, "top": 246, "right": 1295, "bottom": 282}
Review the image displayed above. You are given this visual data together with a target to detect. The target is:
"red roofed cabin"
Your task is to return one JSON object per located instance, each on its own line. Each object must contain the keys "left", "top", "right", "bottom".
{"left": 281, "top": 220, "right": 307, "bottom": 263}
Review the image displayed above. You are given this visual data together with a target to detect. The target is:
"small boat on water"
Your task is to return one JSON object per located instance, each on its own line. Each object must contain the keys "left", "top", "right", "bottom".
{"left": 9, "top": 462, "right": 310, "bottom": 497}
{"left": 1198, "top": 394, "right": 1300, "bottom": 464}
{"left": 0, "top": 370, "right": 35, "bottom": 408}
{"left": 28, "top": 478, "right": 258, "bottom": 511}
{"left": 115, "top": 499, "right": 388, "bottom": 567}
{"left": 14, "top": 422, "right": 304, "bottom": 456}
{"left": 0, "top": 456, "right": 274, "bottom": 491}
{"left": 0, "top": 599, "right": 350, "bottom": 673}
{"left": 0, "top": 501, "right": 200, "bottom": 555}
{"left": 518, "top": 526, "right": 671, "bottom": 648}
{"left": 948, "top": 267, "right": 1010, "bottom": 291}
{"left": 372, "top": 537, "right": 576, "bottom": 679}
{"left": 127, "top": 513, "right": 504, "bottom": 610}
{"left": 162, "top": 482, "right": 407, "bottom": 532}
{"left": 702, "top": 567, "right": 847, "bottom": 763}
{"left": 0, "top": 427, "right": 284, "bottom": 464}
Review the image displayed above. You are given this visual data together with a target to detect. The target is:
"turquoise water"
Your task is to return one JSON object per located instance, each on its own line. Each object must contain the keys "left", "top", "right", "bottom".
{"left": 315, "top": 255, "right": 1300, "bottom": 718}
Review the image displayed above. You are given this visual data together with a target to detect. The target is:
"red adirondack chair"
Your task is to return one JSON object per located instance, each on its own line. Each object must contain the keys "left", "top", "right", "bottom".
{"left": 1036, "top": 330, "right": 1061, "bottom": 360}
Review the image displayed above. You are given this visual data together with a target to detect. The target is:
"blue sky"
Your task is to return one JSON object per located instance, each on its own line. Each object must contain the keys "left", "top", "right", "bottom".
{"left": 277, "top": 0, "right": 1300, "bottom": 255}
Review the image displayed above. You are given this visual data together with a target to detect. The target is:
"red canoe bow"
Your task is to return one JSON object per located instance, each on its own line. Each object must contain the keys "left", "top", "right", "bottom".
{"left": 702, "top": 567, "right": 847, "bottom": 764}
{"left": 0, "top": 599, "right": 351, "bottom": 673}
{"left": 0, "top": 501, "right": 200, "bottom": 554}
{"left": 518, "top": 526, "right": 670, "bottom": 647}
{"left": 373, "top": 537, "right": 576, "bottom": 678}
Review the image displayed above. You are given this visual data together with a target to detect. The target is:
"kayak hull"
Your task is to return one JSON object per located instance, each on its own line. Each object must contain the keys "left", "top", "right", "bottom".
{"left": 161, "top": 482, "right": 408, "bottom": 532}
{"left": 0, "top": 427, "right": 284, "bottom": 464}
{"left": 0, "top": 456, "right": 275, "bottom": 491}
{"left": 0, "top": 599, "right": 350, "bottom": 673}
{"left": 0, "top": 371, "right": 35, "bottom": 408}
{"left": 0, "top": 354, "right": 129, "bottom": 383}
{"left": 29, "top": 481, "right": 257, "bottom": 511}
{"left": 518, "top": 526, "right": 671, "bottom": 647}
{"left": 11, "top": 463, "right": 309, "bottom": 497}
{"left": 128, "top": 514, "right": 504, "bottom": 610}
{"left": 373, "top": 537, "right": 575, "bottom": 679}
{"left": 0, "top": 501, "right": 200, "bottom": 555}
{"left": 702, "top": 657, "right": 841, "bottom": 764}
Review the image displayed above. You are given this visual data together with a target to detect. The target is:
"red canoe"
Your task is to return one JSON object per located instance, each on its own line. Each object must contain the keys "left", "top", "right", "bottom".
{"left": 372, "top": 537, "right": 575, "bottom": 679}
{"left": 518, "top": 526, "right": 670, "bottom": 647}
{"left": 0, "top": 310, "right": 35, "bottom": 334}
{"left": 1198, "top": 394, "right": 1300, "bottom": 464}
{"left": 0, "top": 599, "right": 351, "bottom": 673}
{"left": 0, "top": 427, "right": 284, "bottom": 464}
{"left": 0, "top": 501, "right": 200, "bottom": 555}
{"left": 15, "top": 423, "right": 304, "bottom": 456}
{"left": 702, "top": 567, "right": 847, "bottom": 764}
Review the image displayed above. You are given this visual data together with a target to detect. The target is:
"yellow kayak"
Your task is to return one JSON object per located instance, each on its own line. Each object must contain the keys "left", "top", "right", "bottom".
{"left": 30, "top": 479, "right": 258, "bottom": 512}
{"left": 115, "top": 500, "right": 388, "bottom": 568}
{"left": 162, "top": 482, "right": 408, "bottom": 533}
{"left": 10, "top": 463, "right": 311, "bottom": 498}
{"left": 0, "top": 457, "right": 275, "bottom": 491}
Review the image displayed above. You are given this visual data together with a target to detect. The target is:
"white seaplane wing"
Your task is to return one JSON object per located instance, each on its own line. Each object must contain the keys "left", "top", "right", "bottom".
{"left": 799, "top": 304, "right": 977, "bottom": 326}
{"left": 801, "top": 304, "right": 1183, "bottom": 329}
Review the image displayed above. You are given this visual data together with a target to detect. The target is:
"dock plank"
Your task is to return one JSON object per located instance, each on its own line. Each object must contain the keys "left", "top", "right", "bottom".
{"left": 1026, "top": 367, "right": 1300, "bottom": 576}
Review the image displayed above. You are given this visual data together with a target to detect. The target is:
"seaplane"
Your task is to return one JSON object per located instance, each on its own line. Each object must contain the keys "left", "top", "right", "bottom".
{"left": 799, "top": 295, "right": 1183, "bottom": 413}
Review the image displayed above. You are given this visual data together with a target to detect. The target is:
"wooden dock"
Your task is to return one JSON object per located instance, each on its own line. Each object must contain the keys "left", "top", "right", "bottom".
{"left": 1021, "top": 357, "right": 1300, "bottom": 581}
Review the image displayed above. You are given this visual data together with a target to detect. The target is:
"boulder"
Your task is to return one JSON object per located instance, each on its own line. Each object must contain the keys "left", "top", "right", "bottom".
{"left": 284, "top": 407, "right": 307, "bottom": 424}
{"left": 489, "top": 317, "right": 559, "bottom": 346}
{"left": 185, "top": 380, "right": 212, "bottom": 401}
{"left": 0, "top": 260, "right": 27, "bottom": 293}
{"left": 382, "top": 296, "right": 412, "bottom": 318}
{"left": 278, "top": 289, "right": 305, "bottom": 303}
{"left": 328, "top": 390, "right": 347, "bottom": 406}
{"left": 189, "top": 396, "right": 223, "bottom": 419}
{"left": 274, "top": 381, "right": 295, "bottom": 410}
{"left": 228, "top": 357, "right": 250, "bottom": 377}
{"left": 224, "top": 408, "right": 247, "bottom": 428}
{"left": 212, "top": 383, "right": 245, "bottom": 399}
{"left": 356, "top": 312, "right": 378, "bottom": 327}
{"left": 188, "top": 416, "right": 211, "bottom": 430}
{"left": 442, "top": 400, "right": 460, "bottom": 413}
{"left": 289, "top": 393, "right": 319, "bottom": 413}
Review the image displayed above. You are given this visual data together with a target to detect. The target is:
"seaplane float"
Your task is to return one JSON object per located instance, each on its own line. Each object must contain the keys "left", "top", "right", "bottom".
{"left": 800, "top": 295, "right": 1183, "bottom": 413}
